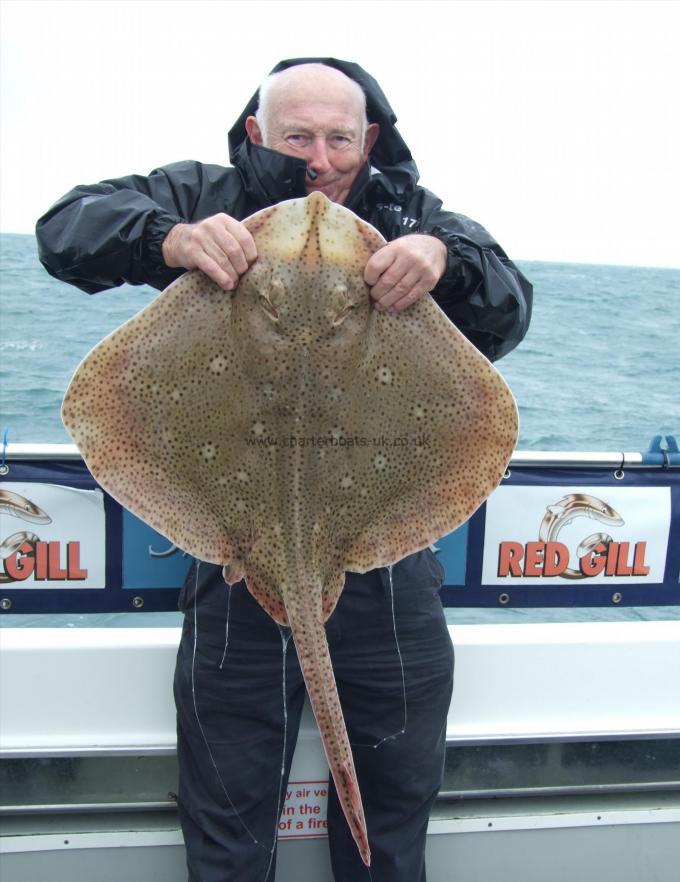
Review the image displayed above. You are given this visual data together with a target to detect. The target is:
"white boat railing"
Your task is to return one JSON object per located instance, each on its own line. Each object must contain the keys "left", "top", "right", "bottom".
{"left": 2, "top": 442, "right": 673, "bottom": 468}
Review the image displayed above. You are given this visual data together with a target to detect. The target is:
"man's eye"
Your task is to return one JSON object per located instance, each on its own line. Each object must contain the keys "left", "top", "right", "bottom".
{"left": 286, "top": 134, "right": 310, "bottom": 147}
{"left": 329, "top": 135, "right": 352, "bottom": 149}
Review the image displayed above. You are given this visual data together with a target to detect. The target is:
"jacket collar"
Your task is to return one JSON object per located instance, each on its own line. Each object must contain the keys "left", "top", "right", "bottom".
{"left": 233, "top": 140, "right": 307, "bottom": 205}
{"left": 234, "top": 140, "right": 372, "bottom": 211}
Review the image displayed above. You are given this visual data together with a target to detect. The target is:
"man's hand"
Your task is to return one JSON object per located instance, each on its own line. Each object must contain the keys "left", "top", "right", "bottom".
{"left": 162, "top": 214, "right": 257, "bottom": 290}
{"left": 364, "top": 234, "right": 448, "bottom": 312}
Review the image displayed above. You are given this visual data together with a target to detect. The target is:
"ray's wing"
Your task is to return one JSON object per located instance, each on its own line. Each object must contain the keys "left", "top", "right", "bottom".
{"left": 62, "top": 271, "right": 268, "bottom": 570}
{"left": 320, "top": 296, "right": 518, "bottom": 571}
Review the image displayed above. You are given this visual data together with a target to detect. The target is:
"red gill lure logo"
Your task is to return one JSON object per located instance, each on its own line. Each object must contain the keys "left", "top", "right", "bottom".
{"left": 0, "top": 489, "right": 88, "bottom": 583}
{"left": 497, "top": 493, "right": 650, "bottom": 580}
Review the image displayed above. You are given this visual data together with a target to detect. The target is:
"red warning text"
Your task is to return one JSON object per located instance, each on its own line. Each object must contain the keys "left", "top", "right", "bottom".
{"left": 278, "top": 781, "right": 328, "bottom": 839}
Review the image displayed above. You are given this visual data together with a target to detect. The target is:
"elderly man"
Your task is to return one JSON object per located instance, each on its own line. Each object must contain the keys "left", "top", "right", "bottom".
{"left": 37, "top": 58, "right": 532, "bottom": 882}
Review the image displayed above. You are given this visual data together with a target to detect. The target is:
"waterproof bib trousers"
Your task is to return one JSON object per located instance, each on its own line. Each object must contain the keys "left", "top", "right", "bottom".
{"left": 173, "top": 554, "right": 454, "bottom": 882}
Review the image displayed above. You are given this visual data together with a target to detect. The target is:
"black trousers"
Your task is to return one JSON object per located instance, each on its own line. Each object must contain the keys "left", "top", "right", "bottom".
{"left": 173, "top": 554, "right": 454, "bottom": 882}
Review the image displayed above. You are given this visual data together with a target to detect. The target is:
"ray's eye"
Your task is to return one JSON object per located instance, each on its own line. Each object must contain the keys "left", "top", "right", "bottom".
{"left": 332, "top": 303, "right": 355, "bottom": 326}
{"left": 258, "top": 277, "right": 286, "bottom": 322}
{"left": 259, "top": 295, "right": 279, "bottom": 321}
{"left": 331, "top": 282, "right": 357, "bottom": 327}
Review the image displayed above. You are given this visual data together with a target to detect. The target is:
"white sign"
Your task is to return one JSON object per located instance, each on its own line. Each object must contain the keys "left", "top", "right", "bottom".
{"left": 277, "top": 780, "right": 329, "bottom": 840}
{"left": 482, "top": 485, "right": 671, "bottom": 585}
{"left": 0, "top": 482, "right": 106, "bottom": 588}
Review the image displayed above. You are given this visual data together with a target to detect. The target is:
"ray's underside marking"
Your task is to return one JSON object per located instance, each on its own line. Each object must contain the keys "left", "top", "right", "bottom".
{"left": 62, "top": 191, "right": 518, "bottom": 866}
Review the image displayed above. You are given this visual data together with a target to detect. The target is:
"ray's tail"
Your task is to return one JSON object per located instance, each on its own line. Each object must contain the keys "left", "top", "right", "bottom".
{"left": 284, "top": 594, "right": 371, "bottom": 867}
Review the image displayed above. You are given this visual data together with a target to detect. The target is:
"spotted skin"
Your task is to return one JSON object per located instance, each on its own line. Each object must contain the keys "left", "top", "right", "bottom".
{"left": 62, "top": 191, "right": 518, "bottom": 866}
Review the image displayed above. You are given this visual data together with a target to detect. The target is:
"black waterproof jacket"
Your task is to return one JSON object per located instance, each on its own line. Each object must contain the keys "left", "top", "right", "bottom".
{"left": 36, "top": 57, "right": 532, "bottom": 362}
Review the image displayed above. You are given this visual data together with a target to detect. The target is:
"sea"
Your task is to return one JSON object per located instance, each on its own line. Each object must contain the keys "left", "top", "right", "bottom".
{"left": 0, "top": 233, "right": 678, "bottom": 625}
{"left": 1, "top": 233, "right": 678, "bottom": 450}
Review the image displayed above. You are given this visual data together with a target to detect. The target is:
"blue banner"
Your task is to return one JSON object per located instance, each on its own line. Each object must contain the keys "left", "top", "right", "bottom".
{"left": 1, "top": 456, "right": 678, "bottom": 612}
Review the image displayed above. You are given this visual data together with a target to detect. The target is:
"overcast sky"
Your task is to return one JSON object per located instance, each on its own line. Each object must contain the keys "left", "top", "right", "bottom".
{"left": 1, "top": 0, "right": 678, "bottom": 267}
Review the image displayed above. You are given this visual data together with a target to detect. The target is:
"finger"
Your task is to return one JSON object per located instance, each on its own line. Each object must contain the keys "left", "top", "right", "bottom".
{"left": 195, "top": 226, "right": 250, "bottom": 280}
{"left": 203, "top": 229, "right": 251, "bottom": 276}
{"left": 368, "top": 261, "right": 412, "bottom": 301}
{"left": 387, "top": 280, "right": 431, "bottom": 312}
{"left": 371, "top": 263, "right": 421, "bottom": 307}
{"left": 194, "top": 252, "right": 237, "bottom": 290}
{"left": 364, "top": 246, "right": 397, "bottom": 287}
{"left": 371, "top": 268, "right": 424, "bottom": 309}
{"left": 192, "top": 216, "right": 256, "bottom": 275}
{"left": 196, "top": 241, "right": 241, "bottom": 287}
{"left": 377, "top": 257, "right": 443, "bottom": 307}
{"left": 223, "top": 217, "right": 258, "bottom": 264}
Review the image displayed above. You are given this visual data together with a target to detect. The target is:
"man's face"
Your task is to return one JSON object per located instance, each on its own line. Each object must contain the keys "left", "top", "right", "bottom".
{"left": 246, "top": 91, "right": 379, "bottom": 205}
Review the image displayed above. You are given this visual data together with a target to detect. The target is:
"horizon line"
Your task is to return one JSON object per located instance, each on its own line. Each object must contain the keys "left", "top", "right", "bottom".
{"left": 0, "top": 229, "right": 678, "bottom": 273}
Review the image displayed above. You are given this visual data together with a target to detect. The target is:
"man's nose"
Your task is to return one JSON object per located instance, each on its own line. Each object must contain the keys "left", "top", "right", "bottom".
{"left": 306, "top": 137, "right": 333, "bottom": 175}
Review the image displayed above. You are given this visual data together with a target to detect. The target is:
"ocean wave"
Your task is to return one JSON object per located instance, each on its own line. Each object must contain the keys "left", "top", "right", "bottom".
{"left": 0, "top": 340, "right": 45, "bottom": 351}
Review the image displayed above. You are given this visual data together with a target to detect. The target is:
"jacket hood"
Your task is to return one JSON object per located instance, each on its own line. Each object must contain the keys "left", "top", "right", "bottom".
{"left": 227, "top": 57, "right": 419, "bottom": 184}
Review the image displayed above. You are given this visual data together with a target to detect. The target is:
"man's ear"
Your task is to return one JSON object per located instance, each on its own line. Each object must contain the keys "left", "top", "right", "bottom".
{"left": 363, "top": 123, "right": 380, "bottom": 159}
{"left": 245, "top": 116, "right": 264, "bottom": 145}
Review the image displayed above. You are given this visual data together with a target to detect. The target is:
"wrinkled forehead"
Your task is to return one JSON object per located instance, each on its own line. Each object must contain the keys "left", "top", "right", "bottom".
{"left": 271, "top": 94, "right": 365, "bottom": 135}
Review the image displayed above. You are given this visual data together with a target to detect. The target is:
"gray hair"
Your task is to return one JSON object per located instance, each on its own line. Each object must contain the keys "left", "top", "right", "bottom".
{"left": 255, "top": 65, "right": 369, "bottom": 149}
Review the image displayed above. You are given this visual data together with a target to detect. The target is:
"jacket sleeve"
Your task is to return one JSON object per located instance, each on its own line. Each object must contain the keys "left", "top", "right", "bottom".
{"left": 417, "top": 190, "right": 533, "bottom": 362}
{"left": 35, "top": 161, "right": 229, "bottom": 294}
